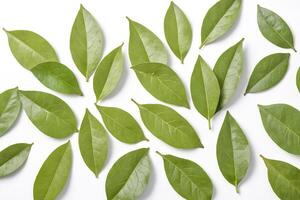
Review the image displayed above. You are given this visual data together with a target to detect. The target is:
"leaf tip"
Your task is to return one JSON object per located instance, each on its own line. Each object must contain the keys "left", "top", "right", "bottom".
{"left": 2, "top": 27, "right": 8, "bottom": 33}
{"left": 126, "top": 16, "right": 131, "bottom": 21}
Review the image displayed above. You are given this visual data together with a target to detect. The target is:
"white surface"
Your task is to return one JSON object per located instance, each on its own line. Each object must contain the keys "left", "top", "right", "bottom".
{"left": 0, "top": 0, "right": 299, "bottom": 199}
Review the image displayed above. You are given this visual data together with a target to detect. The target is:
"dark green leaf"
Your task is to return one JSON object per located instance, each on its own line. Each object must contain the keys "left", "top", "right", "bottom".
{"left": 19, "top": 90, "right": 77, "bottom": 138}
{"left": 106, "top": 148, "right": 151, "bottom": 200}
{"left": 296, "top": 67, "right": 300, "bottom": 93}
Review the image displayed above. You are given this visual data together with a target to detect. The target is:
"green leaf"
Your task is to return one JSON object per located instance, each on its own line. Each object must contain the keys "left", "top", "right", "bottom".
{"left": 31, "top": 62, "right": 82, "bottom": 96}
{"left": 19, "top": 90, "right": 77, "bottom": 138}
{"left": 257, "top": 5, "right": 296, "bottom": 51}
{"left": 34, "top": 141, "right": 72, "bottom": 200}
{"left": 258, "top": 104, "right": 300, "bottom": 155}
{"left": 70, "top": 4, "right": 104, "bottom": 80}
{"left": 214, "top": 39, "right": 244, "bottom": 110}
{"left": 0, "top": 143, "right": 32, "bottom": 177}
{"left": 4, "top": 29, "right": 58, "bottom": 70}
{"left": 245, "top": 53, "right": 289, "bottom": 94}
{"left": 296, "top": 67, "right": 300, "bottom": 93}
{"left": 96, "top": 105, "right": 147, "bottom": 144}
{"left": 127, "top": 17, "right": 168, "bottom": 65}
{"left": 132, "top": 99, "right": 202, "bottom": 149}
{"left": 106, "top": 148, "right": 151, "bottom": 200}
{"left": 200, "top": 0, "right": 241, "bottom": 48}
{"left": 190, "top": 55, "right": 220, "bottom": 129}
{"left": 261, "top": 155, "right": 300, "bottom": 200}
{"left": 157, "top": 152, "right": 213, "bottom": 200}
{"left": 132, "top": 62, "right": 189, "bottom": 108}
{"left": 93, "top": 44, "right": 123, "bottom": 102}
{"left": 0, "top": 88, "right": 21, "bottom": 136}
{"left": 79, "top": 109, "right": 108, "bottom": 177}
{"left": 164, "top": 2, "right": 192, "bottom": 63}
{"left": 216, "top": 112, "right": 250, "bottom": 192}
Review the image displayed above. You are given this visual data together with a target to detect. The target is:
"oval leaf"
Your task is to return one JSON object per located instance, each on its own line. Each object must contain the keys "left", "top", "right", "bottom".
{"left": 190, "top": 55, "right": 220, "bottom": 129}
{"left": 261, "top": 156, "right": 300, "bottom": 200}
{"left": 214, "top": 39, "right": 244, "bottom": 110}
{"left": 79, "top": 109, "right": 108, "bottom": 177}
{"left": 245, "top": 53, "right": 289, "bottom": 94}
{"left": 0, "top": 88, "right": 21, "bottom": 136}
{"left": 259, "top": 104, "right": 300, "bottom": 155}
{"left": 0, "top": 143, "right": 32, "bottom": 177}
{"left": 34, "top": 142, "right": 72, "bottom": 200}
{"left": 96, "top": 105, "right": 147, "bottom": 144}
{"left": 217, "top": 112, "right": 250, "bottom": 192}
{"left": 106, "top": 148, "right": 151, "bottom": 200}
{"left": 93, "top": 44, "right": 123, "bottom": 102}
{"left": 132, "top": 62, "right": 189, "bottom": 108}
{"left": 296, "top": 67, "right": 300, "bottom": 93}
{"left": 201, "top": 0, "right": 241, "bottom": 48}
{"left": 19, "top": 90, "right": 77, "bottom": 138}
{"left": 70, "top": 5, "right": 104, "bottom": 80}
{"left": 4, "top": 29, "right": 58, "bottom": 70}
{"left": 164, "top": 2, "right": 192, "bottom": 63}
{"left": 132, "top": 99, "right": 202, "bottom": 149}
{"left": 157, "top": 152, "right": 213, "bottom": 200}
{"left": 257, "top": 5, "right": 296, "bottom": 51}
{"left": 31, "top": 62, "right": 82, "bottom": 96}
{"left": 127, "top": 17, "right": 168, "bottom": 65}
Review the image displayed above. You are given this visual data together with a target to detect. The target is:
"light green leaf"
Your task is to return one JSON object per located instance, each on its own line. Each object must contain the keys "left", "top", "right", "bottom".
{"left": 93, "top": 44, "right": 123, "bottom": 102}
{"left": 261, "top": 155, "right": 300, "bottom": 200}
{"left": 157, "top": 152, "right": 213, "bottom": 200}
{"left": 164, "top": 2, "right": 192, "bottom": 63}
{"left": 79, "top": 109, "right": 108, "bottom": 177}
{"left": 0, "top": 88, "right": 21, "bottom": 136}
{"left": 259, "top": 104, "right": 300, "bottom": 155}
{"left": 132, "top": 99, "right": 202, "bottom": 149}
{"left": 296, "top": 67, "right": 300, "bottom": 93}
{"left": 106, "top": 148, "right": 151, "bottom": 200}
{"left": 201, "top": 0, "right": 241, "bottom": 48}
{"left": 70, "top": 4, "right": 104, "bottom": 80}
{"left": 214, "top": 39, "right": 244, "bottom": 110}
{"left": 34, "top": 141, "right": 72, "bottom": 200}
{"left": 0, "top": 143, "right": 32, "bottom": 177}
{"left": 132, "top": 62, "right": 189, "bottom": 108}
{"left": 257, "top": 5, "right": 296, "bottom": 51}
{"left": 19, "top": 90, "right": 77, "bottom": 138}
{"left": 245, "top": 53, "right": 289, "bottom": 94}
{"left": 4, "top": 29, "right": 58, "bottom": 70}
{"left": 217, "top": 112, "right": 250, "bottom": 192}
{"left": 31, "top": 62, "right": 82, "bottom": 96}
{"left": 127, "top": 17, "right": 168, "bottom": 65}
{"left": 96, "top": 105, "right": 147, "bottom": 144}
{"left": 190, "top": 55, "right": 220, "bottom": 129}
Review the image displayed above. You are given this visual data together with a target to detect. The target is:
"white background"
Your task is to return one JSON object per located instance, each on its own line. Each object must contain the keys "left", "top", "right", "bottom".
{"left": 0, "top": 0, "right": 299, "bottom": 199}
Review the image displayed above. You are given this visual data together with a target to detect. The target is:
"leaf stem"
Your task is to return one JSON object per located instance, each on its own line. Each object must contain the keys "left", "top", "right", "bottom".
{"left": 208, "top": 119, "right": 211, "bottom": 130}
{"left": 155, "top": 151, "right": 164, "bottom": 157}
{"left": 131, "top": 98, "right": 140, "bottom": 106}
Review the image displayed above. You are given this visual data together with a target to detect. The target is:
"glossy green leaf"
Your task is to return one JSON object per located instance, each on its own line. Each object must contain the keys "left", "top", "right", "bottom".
{"left": 190, "top": 55, "right": 220, "bottom": 129}
{"left": 0, "top": 143, "right": 32, "bottom": 177}
{"left": 34, "top": 141, "right": 72, "bottom": 200}
{"left": 132, "top": 62, "right": 189, "bottom": 108}
{"left": 79, "top": 109, "right": 108, "bottom": 177}
{"left": 259, "top": 104, "right": 300, "bottom": 155}
{"left": 96, "top": 105, "right": 147, "bottom": 144}
{"left": 106, "top": 148, "right": 151, "bottom": 200}
{"left": 0, "top": 88, "right": 21, "bottom": 136}
{"left": 217, "top": 112, "right": 250, "bottom": 192}
{"left": 296, "top": 67, "right": 300, "bottom": 93}
{"left": 200, "top": 0, "right": 241, "bottom": 48}
{"left": 261, "top": 155, "right": 300, "bottom": 200}
{"left": 157, "top": 152, "right": 213, "bottom": 200}
{"left": 4, "top": 29, "right": 58, "bottom": 70}
{"left": 70, "top": 5, "right": 104, "bottom": 80}
{"left": 164, "top": 2, "right": 192, "bottom": 63}
{"left": 19, "top": 90, "right": 77, "bottom": 138}
{"left": 31, "top": 62, "right": 82, "bottom": 96}
{"left": 93, "top": 44, "right": 123, "bottom": 102}
{"left": 127, "top": 17, "right": 168, "bottom": 65}
{"left": 214, "top": 39, "right": 244, "bottom": 110}
{"left": 257, "top": 5, "right": 296, "bottom": 51}
{"left": 245, "top": 53, "right": 289, "bottom": 94}
{"left": 132, "top": 99, "right": 202, "bottom": 149}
